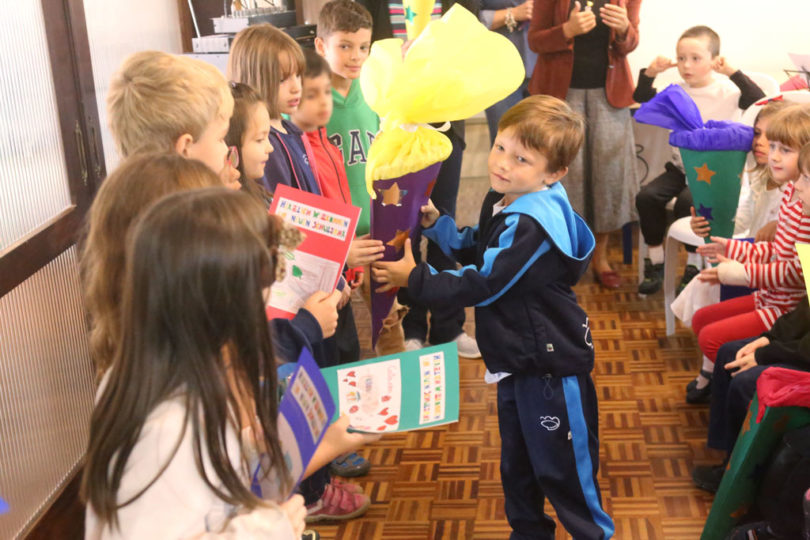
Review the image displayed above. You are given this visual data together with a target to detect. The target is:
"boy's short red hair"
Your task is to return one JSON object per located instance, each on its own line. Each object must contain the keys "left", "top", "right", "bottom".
{"left": 497, "top": 95, "right": 585, "bottom": 173}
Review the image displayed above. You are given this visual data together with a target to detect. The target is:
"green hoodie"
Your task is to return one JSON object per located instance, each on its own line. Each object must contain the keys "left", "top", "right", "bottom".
{"left": 326, "top": 79, "right": 379, "bottom": 236}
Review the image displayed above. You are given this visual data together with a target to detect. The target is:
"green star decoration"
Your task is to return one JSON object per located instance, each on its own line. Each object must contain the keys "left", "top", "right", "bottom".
{"left": 405, "top": 5, "right": 416, "bottom": 23}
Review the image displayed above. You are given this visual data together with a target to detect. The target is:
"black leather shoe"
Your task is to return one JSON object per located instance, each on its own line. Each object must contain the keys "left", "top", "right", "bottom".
{"left": 692, "top": 463, "right": 725, "bottom": 493}
{"left": 686, "top": 379, "right": 712, "bottom": 403}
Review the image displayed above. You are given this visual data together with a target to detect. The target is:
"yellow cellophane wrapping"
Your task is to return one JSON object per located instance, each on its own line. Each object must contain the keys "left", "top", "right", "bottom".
{"left": 360, "top": 4, "right": 524, "bottom": 194}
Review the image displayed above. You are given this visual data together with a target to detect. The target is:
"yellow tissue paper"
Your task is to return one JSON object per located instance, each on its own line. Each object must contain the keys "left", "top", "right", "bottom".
{"left": 360, "top": 4, "right": 524, "bottom": 193}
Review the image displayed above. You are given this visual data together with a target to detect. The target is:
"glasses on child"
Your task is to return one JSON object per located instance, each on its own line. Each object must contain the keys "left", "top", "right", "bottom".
{"left": 226, "top": 146, "right": 239, "bottom": 170}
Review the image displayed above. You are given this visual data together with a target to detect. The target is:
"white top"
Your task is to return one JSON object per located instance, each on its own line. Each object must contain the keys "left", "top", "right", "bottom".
{"left": 85, "top": 388, "right": 295, "bottom": 540}
{"left": 734, "top": 168, "right": 786, "bottom": 238}
{"left": 671, "top": 76, "right": 745, "bottom": 170}
{"left": 680, "top": 76, "right": 744, "bottom": 123}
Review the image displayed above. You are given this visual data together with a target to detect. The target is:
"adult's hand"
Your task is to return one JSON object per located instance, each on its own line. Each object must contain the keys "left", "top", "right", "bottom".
{"left": 562, "top": 1, "right": 596, "bottom": 39}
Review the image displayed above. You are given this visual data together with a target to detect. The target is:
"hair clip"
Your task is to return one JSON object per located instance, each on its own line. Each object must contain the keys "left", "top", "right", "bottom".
{"left": 274, "top": 224, "right": 305, "bottom": 282}
{"left": 755, "top": 95, "right": 784, "bottom": 106}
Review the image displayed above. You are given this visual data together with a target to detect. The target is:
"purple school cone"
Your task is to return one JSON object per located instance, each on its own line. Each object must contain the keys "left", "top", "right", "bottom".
{"left": 370, "top": 162, "right": 443, "bottom": 347}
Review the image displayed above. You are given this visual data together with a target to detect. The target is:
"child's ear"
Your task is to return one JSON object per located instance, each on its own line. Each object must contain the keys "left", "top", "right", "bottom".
{"left": 547, "top": 166, "right": 568, "bottom": 184}
{"left": 174, "top": 133, "right": 195, "bottom": 158}
{"left": 314, "top": 37, "right": 326, "bottom": 57}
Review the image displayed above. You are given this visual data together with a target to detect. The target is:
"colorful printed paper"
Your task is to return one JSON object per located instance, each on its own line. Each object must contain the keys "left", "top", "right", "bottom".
{"left": 370, "top": 162, "right": 442, "bottom": 345}
{"left": 701, "top": 395, "right": 810, "bottom": 539}
{"left": 253, "top": 349, "right": 336, "bottom": 500}
{"left": 267, "top": 184, "right": 360, "bottom": 319}
{"left": 321, "top": 342, "right": 460, "bottom": 433}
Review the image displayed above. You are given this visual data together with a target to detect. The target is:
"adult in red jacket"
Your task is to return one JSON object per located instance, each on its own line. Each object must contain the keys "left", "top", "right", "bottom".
{"left": 528, "top": 0, "right": 641, "bottom": 289}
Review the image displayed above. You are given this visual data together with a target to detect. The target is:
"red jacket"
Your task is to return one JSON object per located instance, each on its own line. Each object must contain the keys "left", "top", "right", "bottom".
{"left": 527, "top": 0, "right": 641, "bottom": 108}
{"left": 305, "top": 127, "right": 352, "bottom": 205}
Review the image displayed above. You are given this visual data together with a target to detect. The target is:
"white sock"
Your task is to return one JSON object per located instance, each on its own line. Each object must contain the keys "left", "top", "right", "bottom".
{"left": 686, "top": 252, "right": 702, "bottom": 268}
{"left": 648, "top": 245, "right": 664, "bottom": 264}
{"left": 694, "top": 356, "right": 714, "bottom": 389}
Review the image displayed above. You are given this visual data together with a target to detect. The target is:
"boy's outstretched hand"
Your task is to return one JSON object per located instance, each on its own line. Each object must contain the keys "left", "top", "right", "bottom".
{"left": 372, "top": 238, "right": 416, "bottom": 292}
{"left": 347, "top": 234, "right": 385, "bottom": 267}
{"left": 421, "top": 200, "right": 440, "bottom": 228}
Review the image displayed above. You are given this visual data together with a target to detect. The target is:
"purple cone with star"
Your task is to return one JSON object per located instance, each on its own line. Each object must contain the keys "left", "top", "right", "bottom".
{"left": 370, "top": 162, "right": 443, "bottom": 346}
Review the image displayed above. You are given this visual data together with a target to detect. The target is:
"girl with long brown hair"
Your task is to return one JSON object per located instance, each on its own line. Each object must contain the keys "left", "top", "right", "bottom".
{"left": 82, "top": 188, "right": 305, "bottom": 537}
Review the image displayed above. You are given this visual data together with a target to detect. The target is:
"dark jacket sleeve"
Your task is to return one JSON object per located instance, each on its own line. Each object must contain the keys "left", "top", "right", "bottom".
{"left": 409, "top": 214, "right": 558, "bottom": 309}
{"left": 761, "top": 302, "right": 810, "bottom": 343}
{"left": 422, "top": 214, "right": 478, "bottom": 266}
{"left": 633, "top": 68, "right": 657, "bottom": 103}
{"left": 756, "top": 302, "right": 810, "bottom": 368}
{"left": 270, "top": 309, "right": 323, "bottom": 364}
{"left": 729, "top": 70, "right": 766, "bottom": 110}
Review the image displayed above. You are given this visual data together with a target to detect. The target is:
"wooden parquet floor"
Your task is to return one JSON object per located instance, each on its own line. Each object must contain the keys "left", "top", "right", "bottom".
{"left": 330, "top": 229, "right": 723, "bottom": 540}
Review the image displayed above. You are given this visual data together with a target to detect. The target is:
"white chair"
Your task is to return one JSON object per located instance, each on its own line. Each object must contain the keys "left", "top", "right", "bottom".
{"left": 663, "top": 217, "right": 704, "bottom": 335}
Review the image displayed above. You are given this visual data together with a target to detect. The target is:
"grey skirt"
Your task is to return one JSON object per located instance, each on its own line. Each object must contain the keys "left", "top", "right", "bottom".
{"left": 564, "top": 87, "right": 639, "bottom": 234}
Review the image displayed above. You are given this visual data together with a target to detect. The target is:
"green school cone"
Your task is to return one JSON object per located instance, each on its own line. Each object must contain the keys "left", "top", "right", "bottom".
{"left": 701, "top": 395, "right": 810, "bottom": 539}
{"left": 680, "top": 148, "right": 748, "bottom": 242}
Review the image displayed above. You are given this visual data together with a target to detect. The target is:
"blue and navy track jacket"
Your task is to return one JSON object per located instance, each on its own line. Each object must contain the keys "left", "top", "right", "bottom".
{"left": 409, "top": 183, "right": 596, "bottom": 376}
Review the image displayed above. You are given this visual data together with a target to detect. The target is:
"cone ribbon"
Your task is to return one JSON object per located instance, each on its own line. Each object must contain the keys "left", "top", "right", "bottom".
{"left": 635, "top": 85, "right": 754, "bottom": 242}
{"left": 360, "top": 4, "right": 523, "bottom": 345}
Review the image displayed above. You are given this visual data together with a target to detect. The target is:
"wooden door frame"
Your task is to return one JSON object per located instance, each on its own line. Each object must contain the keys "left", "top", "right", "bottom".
{"left": 0, "top": 0, "right": 105, "bottom": 299}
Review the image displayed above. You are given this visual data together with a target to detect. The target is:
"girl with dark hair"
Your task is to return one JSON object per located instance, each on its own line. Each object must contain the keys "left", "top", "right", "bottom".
{"left": 82, "top": 188, "right": 305, "bottom": 538}
{"left": 225, "top": 81, "right": 275, "bottom": 206}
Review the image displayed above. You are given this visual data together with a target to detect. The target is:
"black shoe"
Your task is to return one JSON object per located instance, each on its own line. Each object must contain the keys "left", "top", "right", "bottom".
{"left": 692, "top": 463, "right": 725, "bottom": 493}
{"left": 638, "top": 258, "right": 664, "bottom": 295}
{"left": 686, "top": 380, "right": 712, "bottom": 403}
{"left": 726, "top": 521, "right": 779, "bottom": 540}
{"left": 686, "top": 370, "right": 712, "bottom": 403}
{"left": 676, "top": 264, "right": 700, "bottom": 296}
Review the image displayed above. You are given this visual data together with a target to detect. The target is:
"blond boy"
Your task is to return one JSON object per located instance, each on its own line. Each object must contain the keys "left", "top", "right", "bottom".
{"left": 107, "top": 51, "right": 236, "bottom": 184}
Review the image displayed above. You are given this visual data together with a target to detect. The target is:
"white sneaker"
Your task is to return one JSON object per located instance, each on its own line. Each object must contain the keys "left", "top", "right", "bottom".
{"left": 404, "top": 338, "right": 425, "bottom": 352}
{"left": 453, "top": 333, "right": 480, "bottom": 358}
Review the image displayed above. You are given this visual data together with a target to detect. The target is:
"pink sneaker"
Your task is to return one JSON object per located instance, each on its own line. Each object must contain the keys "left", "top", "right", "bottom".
{"left": 305, "top": 480, "right": 370, "bottom": 522}
{"left": 330, "top": 476, "right": 364, "bottom": 494}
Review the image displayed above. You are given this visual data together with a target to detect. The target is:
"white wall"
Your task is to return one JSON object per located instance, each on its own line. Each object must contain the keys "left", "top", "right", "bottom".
{"left": 83, "top": 0, "right": 184, "bottom": 170}
{"left": 627, "top": 0, "right": 808, "bottom": 90}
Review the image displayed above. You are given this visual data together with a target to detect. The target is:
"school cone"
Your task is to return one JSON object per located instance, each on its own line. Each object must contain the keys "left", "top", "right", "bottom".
{"left": 680, "top": 148, "right": 747, "bottom": 241}
{"left": 634, "top": 84, "right": 753, "bottom": 242}
{"left": 370, "top": 162, "right": 442, "bottom": 347}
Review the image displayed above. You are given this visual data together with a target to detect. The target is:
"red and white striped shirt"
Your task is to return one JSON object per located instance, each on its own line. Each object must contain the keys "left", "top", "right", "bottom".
{"left": 725, "top": 182, "right": 810, "bottom": 328}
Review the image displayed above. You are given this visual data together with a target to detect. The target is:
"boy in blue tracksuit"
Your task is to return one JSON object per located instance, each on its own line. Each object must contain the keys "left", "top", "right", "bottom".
{"left": 373, "top": 95, "right": 614, "bottom": 539}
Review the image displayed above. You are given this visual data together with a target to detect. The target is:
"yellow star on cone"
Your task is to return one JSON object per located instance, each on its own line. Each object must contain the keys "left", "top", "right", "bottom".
{"left": 386, "top": 229, "right": 410, "bottom": 252}
{"left": 694, "top": 163, "right": 716, "bottom": 185}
